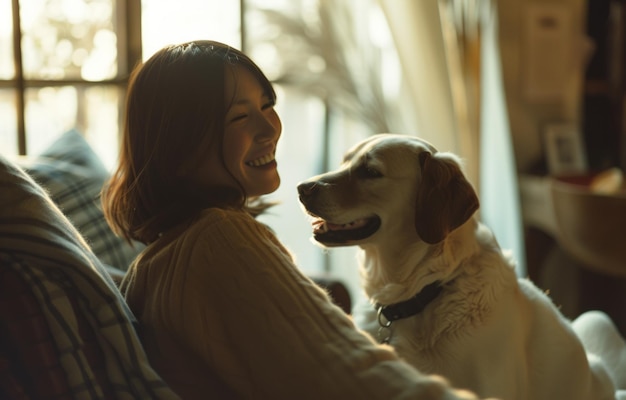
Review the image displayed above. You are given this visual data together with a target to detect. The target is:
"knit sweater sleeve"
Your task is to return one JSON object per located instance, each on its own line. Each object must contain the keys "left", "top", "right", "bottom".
{"left": 161, "top": 209, "right": 478, "bottom": 400}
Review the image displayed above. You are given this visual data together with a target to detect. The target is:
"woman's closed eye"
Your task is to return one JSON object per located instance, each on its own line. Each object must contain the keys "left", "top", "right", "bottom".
{"left": 227, "top": 96, "right": 275, "bottom": 123}
{"left": 230, "top": 105, "right": 274, "bottom": 123}
{"left": 230, "top": 113, "right": 248, "bottom": 123}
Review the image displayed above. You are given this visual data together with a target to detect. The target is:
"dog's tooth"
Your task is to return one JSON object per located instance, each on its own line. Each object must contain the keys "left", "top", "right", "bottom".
{"left": 314, "top": 220, "right": 329, "bottom": 233}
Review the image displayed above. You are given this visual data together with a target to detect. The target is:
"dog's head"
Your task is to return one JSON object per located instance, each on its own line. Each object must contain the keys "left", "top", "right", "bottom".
{"left": 297, "top": 134, "right": 479, "bottom": 247}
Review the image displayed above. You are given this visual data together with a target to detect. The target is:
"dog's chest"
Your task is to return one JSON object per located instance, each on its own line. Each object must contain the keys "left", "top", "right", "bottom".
{"left": 387, "top": 320, "right": 456, "bottom": 372}
{"left": 356, "top": 312, "right": 467, "bottom": 379}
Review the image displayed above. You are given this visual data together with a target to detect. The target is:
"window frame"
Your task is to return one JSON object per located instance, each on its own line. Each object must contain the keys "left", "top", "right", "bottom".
{"left": 4, "top": 0, "right": 143, "bottom": 156}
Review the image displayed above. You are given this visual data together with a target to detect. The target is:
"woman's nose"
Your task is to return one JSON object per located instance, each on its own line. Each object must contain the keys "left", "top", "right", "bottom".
{"left": 256, "top": 112, "right": 281, "bottom": 142}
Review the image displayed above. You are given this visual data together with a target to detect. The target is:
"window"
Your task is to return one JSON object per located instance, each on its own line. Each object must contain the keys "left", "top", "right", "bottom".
{"left": 1, "top": 0, "right": 399, "bottom": 305}
{"left": 1, "top": 0, "right": 127, "bottom": 166}
{"left": 0, "top": 0, "right": 242, "bottom": 168}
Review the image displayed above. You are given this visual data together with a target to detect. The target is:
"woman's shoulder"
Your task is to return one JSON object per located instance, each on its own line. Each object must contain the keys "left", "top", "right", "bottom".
{"left": 196, "top": 207, "right": 256, "bottom": 226}
{"left": 190, "top": 207, "right": 269, "bottom": 238}
{"left": 149, "top": 208, "right": 278, "bottom": 257}
{"left": 147, "top": 208, "right": 254, "bottom": 247}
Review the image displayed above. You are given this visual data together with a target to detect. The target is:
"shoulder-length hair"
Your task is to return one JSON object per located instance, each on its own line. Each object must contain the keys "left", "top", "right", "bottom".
{"left": 102, "top": 40, "right": 277, "bottom": 244}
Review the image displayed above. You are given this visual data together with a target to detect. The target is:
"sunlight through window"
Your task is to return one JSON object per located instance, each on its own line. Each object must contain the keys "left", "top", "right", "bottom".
{"left": 141, "top": 0, "right": 241, "bottom": 59}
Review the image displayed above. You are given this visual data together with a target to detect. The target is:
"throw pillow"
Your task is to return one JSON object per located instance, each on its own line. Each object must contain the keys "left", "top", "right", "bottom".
{"left": 17, "top": 129, "right": 143, "bottom": 271}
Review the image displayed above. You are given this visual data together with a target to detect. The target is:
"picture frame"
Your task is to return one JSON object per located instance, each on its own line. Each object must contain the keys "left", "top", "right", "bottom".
{"left": 544, "top": 123, "right": 588, "bottom": 176}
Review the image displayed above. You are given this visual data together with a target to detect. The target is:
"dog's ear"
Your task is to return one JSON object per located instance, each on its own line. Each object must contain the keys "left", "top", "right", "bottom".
{"left": 415, "top": 152, "right": 479, "bottom": 244}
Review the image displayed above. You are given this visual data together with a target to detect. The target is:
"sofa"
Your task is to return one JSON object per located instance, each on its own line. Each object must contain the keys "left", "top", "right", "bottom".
{"left": 0, "top": 141, "right": 178, "bottom": 398}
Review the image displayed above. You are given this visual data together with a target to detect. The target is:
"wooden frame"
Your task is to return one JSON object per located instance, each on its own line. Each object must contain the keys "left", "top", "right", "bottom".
{"left": 544, "top": 122, "right": 588, "bottom": 176}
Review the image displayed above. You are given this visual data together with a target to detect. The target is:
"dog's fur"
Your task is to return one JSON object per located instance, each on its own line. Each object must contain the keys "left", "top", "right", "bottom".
{"left": 298, "top": 134, "right": 625, "bottom": 400}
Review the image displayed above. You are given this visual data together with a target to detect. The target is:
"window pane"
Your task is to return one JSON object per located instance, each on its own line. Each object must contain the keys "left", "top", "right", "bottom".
{"left": 83, "top": 85, "right": 122, "bottom": 170}
{"left": 20, "top": 0, "right": 117, "bottom": 80}
{"left": 24, "top": 86, "right": 78, "bottom": 154}
{"left": 24, "top": 84, "right": 121, "bottom": 167}
{"left": 0, "top": 2, "right": 14, "bottom": 79}
{"left": 141, "top": 0, "right": 241, "bottom": 59}
{"left": 0, "top": 89, "right": 18, "bottom": 155}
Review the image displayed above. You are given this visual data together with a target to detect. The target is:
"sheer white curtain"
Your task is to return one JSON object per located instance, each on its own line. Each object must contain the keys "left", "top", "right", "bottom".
{"left": 378, "top": 0, "right": 527, "bottom": 275}
{"left": 479, "top": 1, "right": 526, "bottom": 275}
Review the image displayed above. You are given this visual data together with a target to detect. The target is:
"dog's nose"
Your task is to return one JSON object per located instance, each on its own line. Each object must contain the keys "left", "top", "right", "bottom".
{"left": 297, "top": 181, "right": 318, "bottom": 197}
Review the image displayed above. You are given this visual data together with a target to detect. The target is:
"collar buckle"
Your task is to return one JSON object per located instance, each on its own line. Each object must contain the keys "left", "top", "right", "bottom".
{"left": 374, "top": 281, "right": 443, "bottom": 343}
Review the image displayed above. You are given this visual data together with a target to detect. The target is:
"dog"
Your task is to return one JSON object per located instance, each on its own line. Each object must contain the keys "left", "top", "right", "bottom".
{"left": 298, "top": 133, "right": 625, "bottom": 400}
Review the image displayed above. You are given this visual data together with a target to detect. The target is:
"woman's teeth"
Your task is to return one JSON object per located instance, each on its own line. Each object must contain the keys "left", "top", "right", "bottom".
{"left": 247, "top": 154, "right": 274, "bottom": 167}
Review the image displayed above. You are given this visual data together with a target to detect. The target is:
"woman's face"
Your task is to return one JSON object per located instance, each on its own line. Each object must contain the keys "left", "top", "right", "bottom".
{"left": 202, "top": 66, "right": 282, "bottom": 198}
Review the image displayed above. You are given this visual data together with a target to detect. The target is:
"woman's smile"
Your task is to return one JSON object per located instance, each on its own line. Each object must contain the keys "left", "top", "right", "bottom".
{"left": 246, "top": 152, "right": 276, "bottom": 167}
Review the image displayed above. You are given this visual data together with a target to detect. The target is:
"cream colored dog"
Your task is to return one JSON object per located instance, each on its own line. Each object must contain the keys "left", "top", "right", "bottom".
{"left": 298, "top": 134, "right": 626, "bottom": 400}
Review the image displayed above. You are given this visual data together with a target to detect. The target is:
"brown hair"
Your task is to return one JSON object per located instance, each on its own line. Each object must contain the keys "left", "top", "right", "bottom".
{"left": 102, "top": 40, "right": 277, "bottom": 244}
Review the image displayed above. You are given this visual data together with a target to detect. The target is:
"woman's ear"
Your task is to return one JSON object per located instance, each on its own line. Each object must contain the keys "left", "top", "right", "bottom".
{"left": 414, "top": 152, "right": 479, "bottom": 244}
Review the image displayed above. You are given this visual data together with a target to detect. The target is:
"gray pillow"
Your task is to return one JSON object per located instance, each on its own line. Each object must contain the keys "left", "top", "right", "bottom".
{"left": 18, "top": 129, "right": 143, "bottom": 271}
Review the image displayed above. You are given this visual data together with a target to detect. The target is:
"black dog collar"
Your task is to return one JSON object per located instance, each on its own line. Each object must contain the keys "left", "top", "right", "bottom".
{"left": 376, "top": 281, "right": 443, "bottom": 323}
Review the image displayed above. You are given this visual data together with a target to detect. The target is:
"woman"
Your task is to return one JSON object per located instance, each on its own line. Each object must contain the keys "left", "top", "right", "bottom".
{"left": 103, "top": 40, "right": 481, "bottom": 399}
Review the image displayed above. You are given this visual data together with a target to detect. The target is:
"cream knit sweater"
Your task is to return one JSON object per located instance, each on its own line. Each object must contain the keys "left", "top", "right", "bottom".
{"left": 121, "top": 208, "right": 479, "bottom": 400}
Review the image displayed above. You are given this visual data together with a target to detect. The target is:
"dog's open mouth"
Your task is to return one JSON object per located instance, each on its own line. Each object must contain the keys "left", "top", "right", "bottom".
{"left": 309, "top": 215, "right": 381, "bottom": 245}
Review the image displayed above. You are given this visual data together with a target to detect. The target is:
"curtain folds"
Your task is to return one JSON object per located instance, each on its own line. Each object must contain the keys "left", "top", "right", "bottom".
{"left": 478, "top": 1, "right": 527, "bottom": 275}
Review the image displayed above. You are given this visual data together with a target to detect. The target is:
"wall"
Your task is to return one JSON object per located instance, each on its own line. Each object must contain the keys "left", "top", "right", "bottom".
{"left": 497, "top": 0, "right": 588, "bottom": 173}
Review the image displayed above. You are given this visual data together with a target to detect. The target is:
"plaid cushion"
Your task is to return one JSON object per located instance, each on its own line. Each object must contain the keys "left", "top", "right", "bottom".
{"left": 0, "top": 154, "right": 179, "bottom": 399}
{"left": 18, "top": 130, "right": 143, "bottom": 271}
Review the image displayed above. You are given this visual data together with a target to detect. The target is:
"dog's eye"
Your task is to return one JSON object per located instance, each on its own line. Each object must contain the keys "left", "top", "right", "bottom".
{"left": 357, "top": 165, "right": 383, "bottom": 179}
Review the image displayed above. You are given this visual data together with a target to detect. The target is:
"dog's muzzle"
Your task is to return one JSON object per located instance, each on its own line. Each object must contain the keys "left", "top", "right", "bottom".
{"left": 297, "top": 180, "right": 381, "bottom": 245}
